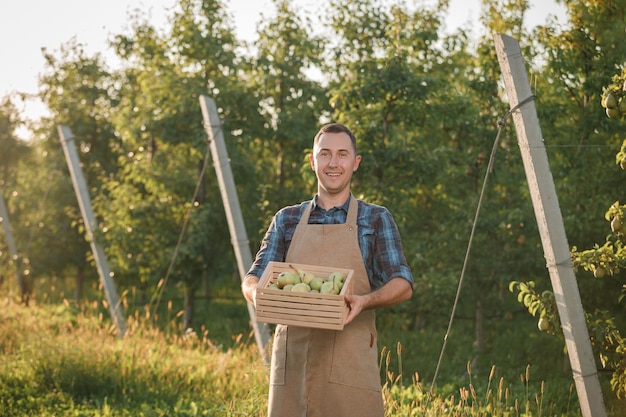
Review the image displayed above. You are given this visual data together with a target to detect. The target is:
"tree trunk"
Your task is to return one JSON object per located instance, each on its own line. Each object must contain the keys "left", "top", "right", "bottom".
{"left": 74, "top": 265, "right": 84, "bottom": 301}
{"left": 183, "top": 284, "right": 195, "bottom": 330}
{"left": 471, "top": 298, "right": 485, "bottom": 371}
{"left": 20, "top": 271, "right": 32, "bottom": 306}
{"left": 475, "top": 298, "right": 485, "bottom": 354}
{"left": 202, "top": 266, "right": 210, "bottom": 299}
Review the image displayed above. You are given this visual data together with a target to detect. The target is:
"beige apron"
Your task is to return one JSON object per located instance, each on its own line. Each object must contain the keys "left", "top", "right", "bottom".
{"left": 267, "top": 196, "right": 384, "bottom": 417}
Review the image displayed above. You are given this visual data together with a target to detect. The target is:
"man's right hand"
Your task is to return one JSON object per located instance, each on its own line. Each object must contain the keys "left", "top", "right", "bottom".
{"left": 242, "top": 275, "right": 260, "bottom": 305}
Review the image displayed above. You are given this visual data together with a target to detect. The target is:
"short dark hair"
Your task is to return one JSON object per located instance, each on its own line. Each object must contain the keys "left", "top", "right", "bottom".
{"left": 313, "top": 123, "right": 357, "bottom": 154}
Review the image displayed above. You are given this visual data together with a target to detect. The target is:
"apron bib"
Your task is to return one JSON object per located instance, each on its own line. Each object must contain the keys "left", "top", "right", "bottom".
{"left": 267, "top": 196, "right": 384, "bottom": 417}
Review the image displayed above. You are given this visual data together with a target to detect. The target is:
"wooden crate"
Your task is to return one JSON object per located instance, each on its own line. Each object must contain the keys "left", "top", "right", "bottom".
{"left": 255, "top": 261, "right": 354, "bottom": 330}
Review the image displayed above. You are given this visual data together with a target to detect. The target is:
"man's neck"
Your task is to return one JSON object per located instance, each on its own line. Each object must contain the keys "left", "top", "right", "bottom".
{"left": 316, "top": 190, "right": 351, "bottom": 210}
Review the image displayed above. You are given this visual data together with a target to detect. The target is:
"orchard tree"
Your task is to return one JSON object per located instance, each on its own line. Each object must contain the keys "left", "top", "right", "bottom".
{"left": 103, "top": 0, "right": 250, "bottom": 329}
{"left": 322, "top": 0, "right": 543, "bottom": 371}
{"left": 323, "top": 0, "right": 454, "bottom": 246}
{"left": 322, "top": 0, "right": 482, "bottom": 341}
{"left": 444, "top": 0, "right": 551, "bottom": 366}
{"left": 0, "top": 97, "right": 26, "bottom": 175}
{"left": 567, "top": 66, "right": 626, "bottom": 399}
{"left": 530, "top": 0, "right": 625, "bottom": 251}
{"left": 0, "top": 96, "right": 32, "bottom": 301}
{"left": 244, "top": 0, "right": 328, "bottom": 222}
{"left": 39, "top": 39, "right": 121, "bottom": 176}
{"left": 510, "top": 0, "right": 626, "bottom": 402}
{"left": 27, "top": 40, "right": 120, "bottom": 301}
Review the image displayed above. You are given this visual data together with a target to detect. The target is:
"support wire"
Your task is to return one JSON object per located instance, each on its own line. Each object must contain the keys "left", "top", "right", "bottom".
{"left": 149, "top": 132, "right": 213, "bottom": 319}
{"left": 429, "top": 95, "right": 536, "bottom": 393}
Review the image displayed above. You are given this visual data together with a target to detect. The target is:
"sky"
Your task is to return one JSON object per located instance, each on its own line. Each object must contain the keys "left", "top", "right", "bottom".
{"left": 0, "top": 0, "right": 567, "bottom": 136}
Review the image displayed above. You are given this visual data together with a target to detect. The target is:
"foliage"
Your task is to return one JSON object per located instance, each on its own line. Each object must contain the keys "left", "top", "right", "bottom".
{"left": 2, "top": 0, "right": 626, "bottom": 410}
{"left": 567, "top": 67, "right": 626, "bottom": 399}
{"left": 509, "top": 281, "right": 560, "bottom": 334}
{"left": 245, "top": 0, "right": 328, "bottom": 216}
{"left": 0, "top": 97, "right": 26, "bottom": 234}
{"left": 0, "top": 98, "right": 27, "bottom": 175}
{"left": 98, "top": 0, "right": 245, "bottom": 325}
{"left": 33, "top": 38, "right": 123, "bottom": 299}
{"left": 507, "top": 0, "right": 626, "bottom": 402}
{"left": 0, "top": 292, "right": 594, "bottom": 416}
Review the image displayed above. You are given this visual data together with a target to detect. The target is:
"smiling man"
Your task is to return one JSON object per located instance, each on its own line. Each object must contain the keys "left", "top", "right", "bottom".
{"left": 241, "top": 123, "right": 414, "bottom": 417}
{"left": 310, "top": 128, "right": 361, "bottom": 203}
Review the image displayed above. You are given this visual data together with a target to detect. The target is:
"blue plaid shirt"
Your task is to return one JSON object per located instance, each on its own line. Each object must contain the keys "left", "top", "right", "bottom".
{"left": 247, "top": 195, "right": 413, "bottom": 290}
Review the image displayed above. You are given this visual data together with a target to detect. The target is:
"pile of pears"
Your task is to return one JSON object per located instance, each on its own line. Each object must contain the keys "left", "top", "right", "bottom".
{"left": 268, "top": 267, "right": 346, "bottom": 295}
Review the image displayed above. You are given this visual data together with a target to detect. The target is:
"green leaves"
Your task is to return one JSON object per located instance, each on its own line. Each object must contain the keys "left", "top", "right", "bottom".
{"left": 510, "top": 281, "right": 542, "bottom": 316}
{"left": 509, "top": 280, "right": 559, "bottom": 335}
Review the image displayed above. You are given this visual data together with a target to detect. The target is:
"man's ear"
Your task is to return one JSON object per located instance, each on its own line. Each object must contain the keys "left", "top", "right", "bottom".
{"left": 309, "top": 153, "right": 315, "bottom": 170}
{"left": 353, "top": 155, "right": 362, "bottom": 172}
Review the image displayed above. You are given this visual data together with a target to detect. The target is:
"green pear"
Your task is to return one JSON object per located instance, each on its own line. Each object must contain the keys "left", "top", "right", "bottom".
{"left": 292, "top": 267, "right": 310, "bottom": 284}
{"left": 328, "top": 271, "right": 346, "bottom": 285}
{"left": 282, "top": 284, "right": 294, "bottom": 291}
{"left": 309, "top": 277, "right": 324, "bottom": 291}
{"left": 301, "top": 271, "right": 315, "bottom": 285}
{"left": 291, "top": 283, "right": 311, "bottom": 292}
{"left": 320, "top": 281, "right": 340, "bottom": 295}
{"left": 268, "top": 283, "right": 280, "bottom": 290}
{"left": 277, "top": 272, "right": 298, "bottom": 288}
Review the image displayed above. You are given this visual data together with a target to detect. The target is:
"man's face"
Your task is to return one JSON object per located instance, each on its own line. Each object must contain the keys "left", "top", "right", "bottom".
{"left": 310, "top": 131, "right": 361, "bottom": 196}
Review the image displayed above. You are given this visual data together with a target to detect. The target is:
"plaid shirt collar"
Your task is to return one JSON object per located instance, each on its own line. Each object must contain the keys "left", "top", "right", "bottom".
{"left": 311, "top": 194, "right": 351, "bottom": 214}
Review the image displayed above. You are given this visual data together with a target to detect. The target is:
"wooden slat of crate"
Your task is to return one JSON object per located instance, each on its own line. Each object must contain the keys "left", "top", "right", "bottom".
{"left": 256, "top": 261, "right": 354, "bottom": 330}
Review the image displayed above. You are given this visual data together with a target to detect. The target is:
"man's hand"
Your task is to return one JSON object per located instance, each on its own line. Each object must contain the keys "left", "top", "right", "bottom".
{"left": 242, "top": 275, "right": 260, "bottom": 305}
{"left": 343, "top": 277, "right": 412, "bottom": 325}
{"left": 344, "top": 293, "right": 366, "bottom": 325}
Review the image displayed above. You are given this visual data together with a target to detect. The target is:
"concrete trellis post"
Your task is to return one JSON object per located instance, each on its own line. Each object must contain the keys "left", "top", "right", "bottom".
{"left": 494, "top": 33, "right": 607, "bottom": 417}
{"left": 0, "top": 187, "right": 25, "bottom": 297}
{"left": 58, "top": 125, "right": 126, "bottom": 337}
{"left": 199, "top": 96, "right": 271, "bottom": 363}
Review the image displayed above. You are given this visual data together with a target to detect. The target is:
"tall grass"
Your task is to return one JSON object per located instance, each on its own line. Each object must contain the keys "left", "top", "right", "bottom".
{"left": 0, "top": 296, "right": 268, "bottom": 416}
{"left": 0, "top": 293, "right": 587, "bottom": 416}
{"left": 381, "top": 344, "right": 580, "bottom": 416}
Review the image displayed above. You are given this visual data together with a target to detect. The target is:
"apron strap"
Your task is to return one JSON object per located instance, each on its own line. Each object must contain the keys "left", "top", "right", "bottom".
{"left": 299, "top": 201, "right": 313, "bottom": 226}
{"left": 346, "top": 195, "right": 358, "bottom": 225}
{"left": 299, "top": 195, "right": 359, "bottom": 226}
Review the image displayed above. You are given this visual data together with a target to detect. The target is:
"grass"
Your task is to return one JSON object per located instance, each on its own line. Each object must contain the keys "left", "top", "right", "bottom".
{"left": 0, "top": 296, "right": 268, "bottom": 416}
{"left": 0, "top": 299, "right": 581, "bottom": 416}
{"left": 1, "top": 278, "right": 621, "bottom": 416}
